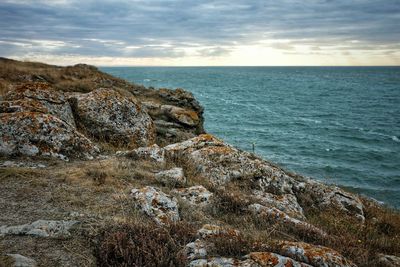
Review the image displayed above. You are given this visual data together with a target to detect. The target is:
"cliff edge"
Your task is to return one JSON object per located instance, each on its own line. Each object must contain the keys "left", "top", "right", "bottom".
{"left": 0, "top": 58, "right": 399, "bottom": 267}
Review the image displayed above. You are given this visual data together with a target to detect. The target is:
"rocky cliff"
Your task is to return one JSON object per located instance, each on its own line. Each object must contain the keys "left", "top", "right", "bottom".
{"left": 0, "top": 58, "right": 399, "bottom": 267}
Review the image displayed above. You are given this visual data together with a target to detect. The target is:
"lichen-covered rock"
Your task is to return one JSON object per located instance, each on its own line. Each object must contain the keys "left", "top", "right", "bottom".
{"left": 197, "top": 224, "right": 240, "bottom": 239}
{"left": 188, "top": 257, "right": 242, "bottom": 267}
{"left": 252, "top": 190, "right": 305, "bottom": 220}
{"left": 172, "top": 185, "right": 213, "bottom": 206}
{"left": 248, "top": 204, "right": 327, "bottom": 238}
{"left": 0, "top": 220, "right": 79, "bottom": 238}
{"left": 1, "top": 82, "right": 76, "bottom": 127}
{"left": 184, "top": 239, "right": 208, "bottom": 261}
{"left": 6, "top": 254, "right": 37, "bottom": 267}
{"left": 70, "top": 88, "right": 155, "bottom": 148}
{"left": 130, "top": 186, "right": 180, "bottom": 225}
{"left": 117, "top": 144, "right": 165, "bottom": 163}
{"left": 155, "top": 167, "right": 186, "bottom": 186}
{"left": 161, "top": 104, "right": 200, "bottom": 127}
{"left": 164, "top": 134, "right": 294, "bottom": 193}
{"left": 246, "top": 252, "right": 312, "bottom": 267}
{"left": 295, "top": 179, "right": 365, "bottom": 221}
{"left": 276, "top": 241, "right": 355, "bottom": 267}
{"left": 0, "top": 112, "right": 99, "bottom": 160}
{"left": 377, "top": 254, "right": 400, "bottom": 267}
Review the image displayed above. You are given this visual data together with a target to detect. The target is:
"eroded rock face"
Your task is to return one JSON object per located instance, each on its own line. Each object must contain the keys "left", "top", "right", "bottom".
{"left": 0, "top": 220, "right": 79, "bottom": 238}
{"left": 161, "top": 104, "right": 200, "bottom": 127}
{"left": 130, "top": 186, "right": 180, "bottom": 225}
{"left": 70, "top": 88, "right": 155, "bottom": 148}
{"left": 155, "top": 167, "right": 186, "bottom": 186}
{"left": 276, "top": 241, "right": 356, "bottom": 267}
{"left": 0, "top": 112, "right": 99, "bottom": 160}
{"left": 1, "top": 82, "right": 76, "bottom": 127}
{"left": 172, "top": 185, "right": 213, "bottom": 206}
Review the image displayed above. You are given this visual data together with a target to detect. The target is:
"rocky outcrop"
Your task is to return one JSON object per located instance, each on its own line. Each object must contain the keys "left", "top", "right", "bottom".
{"left": 172, "top": 185, "right": 213, "bottom": 206}
{"left": 0, "top": 220, "right": 79, "bottom": 238}
{"left": 275, "top": 241, "right": 356, "bottom": 267}
{"left": 70, "top": 88, "right": 155, "bottom": 148}
{"left": 155, "top": 167, "right": 186, "bottom": 186}
{"left": 246, "top": 252, "right": 312, "bottom": 267}
{"left": 117, "top": 143, "right": 165, "bottom": 163}
{"left": 0, "top": 112, "right": 99, "bottom": 160}
{"left": 130, "top": 186, "right": 180, "bottom": 225}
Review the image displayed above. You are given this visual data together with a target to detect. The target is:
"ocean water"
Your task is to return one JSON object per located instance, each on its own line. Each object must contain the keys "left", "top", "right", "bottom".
{"left": 101, "top": 66, "right": 400, "bottom": 209}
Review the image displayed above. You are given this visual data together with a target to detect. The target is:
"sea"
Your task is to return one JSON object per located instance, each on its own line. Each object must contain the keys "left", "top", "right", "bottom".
{"left": 101, "top": 66, "right": 400, "bottom": 209}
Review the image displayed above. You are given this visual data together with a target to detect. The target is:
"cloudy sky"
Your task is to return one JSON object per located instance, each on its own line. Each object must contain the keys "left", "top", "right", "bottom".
{"left": 1, "top": 0, "right": 399, "bottom": 66}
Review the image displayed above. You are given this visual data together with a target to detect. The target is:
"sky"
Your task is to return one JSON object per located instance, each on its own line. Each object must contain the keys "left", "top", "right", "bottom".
{"left": 0, "top": 0, "right": 399, "bottom": 66}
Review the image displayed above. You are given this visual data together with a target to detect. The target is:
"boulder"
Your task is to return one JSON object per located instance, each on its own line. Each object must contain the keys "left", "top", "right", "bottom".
{"left": 117, "top": 144, "right": 165, "bottom": 163}
{"left": 70, "top": 88, "right": 155, "bottom": 148}
{"left": 248, "top": 204, "right": 327, "bottom": 238}
{"left": 252, "top": 190, "right": 305, "bottom": 220}
{"left": 0, "top": 220, "right": 79, "bottom": 238}
{"left": 184, "top": 239, "right": 208, "bottom": 261}
{"left": 0, "top": 112, "right": 99, "bottom": 160}
{"left": 246, "top": 252, "right": 312, "bottom": 267}
{"left": 5, "top": 254, "right": 37, "bottom": 267}
{"left": 130, "top": 186, "right": 180, "bottom": 225}
{"left": 1, "top": 82, "right": 76, "bottom": 127}
{"left": 155, "top": 167, "right": 186, "bottom": 186}
{"left": 172, "top": 185, "right": 213, "bottom": 206}
{"left": 276, "top": 241, "right": 356, "bottom": 267}
{"left": 161, "top": 104, "right": 200, "bottom": 127}
{"left": 377, "top": 254, "right": 400, "bottom": 267}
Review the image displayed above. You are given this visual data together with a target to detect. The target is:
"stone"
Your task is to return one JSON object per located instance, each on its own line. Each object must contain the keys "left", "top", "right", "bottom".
{"left": 70, "top": 88, "right": 155, "bottom": 148}
{"left": 185, "top": 239, "right": 208, "bottom": 261}
{"left": 117, "top": 144, "right": 165, "bottom": 163}
{"left": 197, "top": 224, "right": 240, "bottom": 239}
{"left": 248, "top": 204, "right": 327, "bottom": 238}
{"left": 377, "top": 254, "right": 400, "bottom": 267}
{"left": 172, "top": 185, "right": 213, "bottom": 206}
{"left": 161, "top": 104, "right": 200, "bottom": 127}
{"left": 0, "top": 112, "right": 99, "bottom": 160}
{"left": 252, "top": 190, "right": 305, "bottom": 220}
{"left": 188, "top": 257, "right": 241, "bottom": 267}
{"left": 0, "top": 220, "right": 79, "bottom": 238}
{"left": 295, "top": 179, "right": 365, "bottom": 222}
{"left": 276, "top": 241, "right": 356, "bottom": 267}
{"left": 246, "top": 252, "right": 312, "bottom": 267}
{"left": 130, "top": 186, "right": 180, "bottom": 225}
{"left": 6, "top": 254, "right": 37, "bottom": 267}
{"left": 1, "top": 82, "right": 76, "bottom": 127}
{"left": 164, "top": 134, "right": 294, "bottom": 193}
{"left": 155, "top": 167, "right": 186, "bottom": 186}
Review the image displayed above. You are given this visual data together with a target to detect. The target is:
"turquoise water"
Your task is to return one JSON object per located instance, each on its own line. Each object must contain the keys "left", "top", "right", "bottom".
{"left": 101, "top": 67, "right": 400, "bottom": 209}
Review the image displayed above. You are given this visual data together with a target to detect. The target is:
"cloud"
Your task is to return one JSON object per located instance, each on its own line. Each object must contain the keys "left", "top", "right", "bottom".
{"left": 0, "top": 0, "right": 399, "bottom": 64}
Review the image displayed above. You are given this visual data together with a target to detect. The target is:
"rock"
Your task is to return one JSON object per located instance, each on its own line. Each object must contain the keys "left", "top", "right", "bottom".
{"left": 172, "top": 185, "right": 213, "bottom": 206}
{"left": 155, "top": 167, "right": 186, "bottom": 186}
{"left": 197, "top": 224, "right": 240, "bottom": 239}
{"left": 248, "top": 204, "right": 327, "bottom": 238}
{"left": 130, "top": 186, "right": 180, "bottom": 225}
{"left": 164, "top": 134, "right": 294, "bottom": 193}
{"left": 0, "top": 112, "right": 99, "bottom": 160}
{"left": 6, "top": 254, "right": 37, "bottom": 267}
{"left": 70, "top": 88, "right": 155, "bottom": 148}
{"left": 252, "top": 190, "right": 305, "bottom": 220}
{"left": 276, "top": 241, "right": 355, "bottom": 267}
{"left": 188, "top": 257, "right": 242, "bottom": 267}
{"left": 377, "top": 254, "right": 400, "bottom": 267}
{"left": 246, "top": 252, "right": 312, "bottom": 267}
{"left": 0, "top": 220, "right": 79, "bottom": 238}
{"left": 1, "top": 82, "right": 76, "bottom": 127}
{"left": 117, "top": 144, "right": 165, "bottom": 163}
{"left": 184, "top": 239, "right": 208, "bottom": 261}
{"left": 161, "top": 104, "right": 200, "bottom": 127}
{"left": 296, "top": 179, "right": 365, "bottom": 222}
